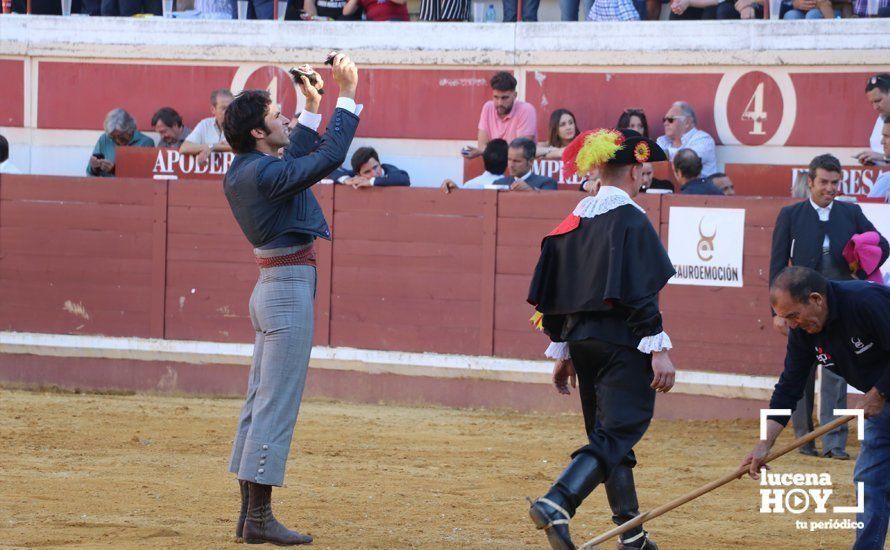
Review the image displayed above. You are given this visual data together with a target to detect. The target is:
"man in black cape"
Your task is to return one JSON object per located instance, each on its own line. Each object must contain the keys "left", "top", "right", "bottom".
{"left": 527, "top": 128, "right": 678, "bottom": 550}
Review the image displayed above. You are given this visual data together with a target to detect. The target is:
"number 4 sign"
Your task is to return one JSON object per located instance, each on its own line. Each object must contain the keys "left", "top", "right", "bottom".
{"left": 715, "top": 69, "right": 797, "bottom": 147}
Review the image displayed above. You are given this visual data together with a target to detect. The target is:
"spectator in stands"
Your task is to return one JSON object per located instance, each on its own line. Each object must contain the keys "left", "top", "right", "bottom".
{"left": 503, "top": 0, "right": 539, "bottom": 20}
{"left": 537, "top": 109, "right": 579, "bottom": 160}
{"left": 302, "top": 0, "right": 360, "bottom": 18}
{"left": 463, "top": 72, "right": 536, "bottom": 160}
{"left": 331, "top": 147, "right": 410, "bottom": 188}
{"left": 855, "top": 74, "right": 890, "bottom": 166}
{"left": 867, "top": 116, "right": 890, "bottom": 202}
{"left": 180, "top": 89, "right": 234, "bottom": 166}
{"left": 559, "top": 0, "right": 594, "bottom": 19}
{"left": 640, "top": 161, "right": 674, "bottom": 193}
{"left": 100, "top": 0, "right": 161, "bottom": 16}
{"left": 152, "top": 107, "right": 191, "bottom": 149}
{"left": 717, "top": 0, "right": 763, "bottom": 18}
{"left": 492, "top": 138, "right": 557, "bottom": 191}
{"left": 0, "top": 134, "right": 22, "bottom": 174}
{"left": 656, "top": 101, "right": 718, "bottom": 177}
{"left": 343, "top": 0, "right": 409, "bottom": 19}
{"left": 709, "top": 172, "right": 735, "bottom": 195}
{"left": 783, "top": 0, "right": 848, "bottom": 17}
{"left": 616, "top": 108, "right": 649, "bottom": 137}
{"left": 86, "top": 108, "right": 154, "bottom": 178}
{"left": 853, "top": 0, "right": 890, "bottom": 16}
{"left": 587, "top": 0, "right": 640, "bottom": 19}
{"left": 419, "top": 0, "right": 469, "bottom": 20}
{"left": 672, "top": 149, "right": 723, "bottom": 195}
{"left": 441, "top": 138, "right": 508, "bottom": 193}
{"left": 668, "top": 0, "right": 717, "bottom": 19}
{"left": 196, "top": 0, "right": 237, "bottom": 18}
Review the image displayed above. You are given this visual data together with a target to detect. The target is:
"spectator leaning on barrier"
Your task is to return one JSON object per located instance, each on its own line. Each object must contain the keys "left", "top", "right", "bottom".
{"left": 343, "top": 0, "right": 409, "bottom": 20}
{"left": 441, "top": 138, "right": 508, "bottom": 193}
{"left": 152, "top": 107, "right": 191, "bottom": 149}
{"left": 492, "top": 138, "right": 557, "bottom": 192}
{"left": 708, "top": 171, "right": 735, "bottom": 195}
{"left": 0, "top": 134, "right": 22, "bottom": 175}
{"left": 616, "top": 108, "right": 649, "bottom": 138}
{"left": 537, "top": 109, "right": 580, "bottom": 160}
{"left": 180, "top": 89, "right": 234, "bottom": 166}
{"left": 86, "top": 108, "right": 154, "bottom": 178}
{"left": 769, "top": 153, "right": 889, "bottom": 459}
{"left": 331, "top": 147, "right": 410, "bottom": 188}
{"left": 462, "top": 72, "right": 536, "bottom": 160}
{"left": 867, "top": 116, "right": 890, "bottom": 202}
{"left": 656, "top": 101, "right": 718, "bottom": 177}
{"left": 640, "top": 161, "right": 675, "bottom": 193}
{"left": 855, "top": 74, "right": 890, "bottom": 166}
{"left": 672, "top": 149, "right": 723, "bottom": 196}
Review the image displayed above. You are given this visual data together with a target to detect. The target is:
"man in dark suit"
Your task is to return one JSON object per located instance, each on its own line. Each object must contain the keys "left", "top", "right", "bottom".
{"left": 770, "top": 153, "right": 889, "bottom": 460}
{"left": 673, "top": 148, "right": 723, "bottom": 195}
{"left": 331, "top": 146, "right": 410, "bottom": 188}
{"left": 492, "top": 137, "right": 558, "bottom": 191}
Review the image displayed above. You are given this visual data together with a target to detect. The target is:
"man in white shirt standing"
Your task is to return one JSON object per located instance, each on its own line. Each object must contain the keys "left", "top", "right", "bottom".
{"left": 855, "top": 74, "right": 890, "bottom": 167}
{"left": 180, "top": 88, "right": 234, "bottom": 166}
{"left": 868, "top": 116, "right": 890, "bottom": 202}
{"left": 655, "top": 101, "right": 718, "bottom": 177}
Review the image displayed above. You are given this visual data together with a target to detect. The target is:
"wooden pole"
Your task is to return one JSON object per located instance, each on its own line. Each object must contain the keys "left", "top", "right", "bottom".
{"left": 579, "top": 415, "right": 857, "bottom": 550}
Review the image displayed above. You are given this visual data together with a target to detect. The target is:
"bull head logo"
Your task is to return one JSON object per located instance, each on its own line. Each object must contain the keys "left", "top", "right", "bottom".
{"left": 697, "top": 218, "right": 717, "bottom": 262}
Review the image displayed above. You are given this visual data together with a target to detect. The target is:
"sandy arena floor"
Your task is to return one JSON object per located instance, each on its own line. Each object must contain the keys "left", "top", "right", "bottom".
{"left": 0, "top": 387, "right": 864, "bottom": 549}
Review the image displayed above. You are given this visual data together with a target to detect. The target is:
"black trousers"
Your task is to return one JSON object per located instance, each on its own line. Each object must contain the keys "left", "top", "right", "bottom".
{"left": 570, "top": 338, "right": 656, "bottom": 478}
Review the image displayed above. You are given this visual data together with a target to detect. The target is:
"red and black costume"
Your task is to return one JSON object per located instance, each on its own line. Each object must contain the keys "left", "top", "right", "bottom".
{"left": 527, "top": 129, "right": 672, "bottom": 550}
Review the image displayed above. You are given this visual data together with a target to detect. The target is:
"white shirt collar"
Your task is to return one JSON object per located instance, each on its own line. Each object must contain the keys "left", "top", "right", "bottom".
{"left": 517, "top": 169, "right": 533, "bottom": 182}
{"left": 809, "top": 198, "right": 833, "bottom": 214}
{"left": 572, "top": 185, "right": 645, "bottom": 219}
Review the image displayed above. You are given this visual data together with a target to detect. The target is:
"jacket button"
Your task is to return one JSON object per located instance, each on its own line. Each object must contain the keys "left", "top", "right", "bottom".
{"left": 262, "top": 444, "right": 269, "bottom": 450}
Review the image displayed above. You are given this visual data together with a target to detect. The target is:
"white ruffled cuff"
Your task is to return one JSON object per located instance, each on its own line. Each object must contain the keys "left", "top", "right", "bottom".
{"left": 637, "top": 331, "right": 672, "bottom": 354}
{"left": 545, "top": 341, "right": 570, "bottom": 360}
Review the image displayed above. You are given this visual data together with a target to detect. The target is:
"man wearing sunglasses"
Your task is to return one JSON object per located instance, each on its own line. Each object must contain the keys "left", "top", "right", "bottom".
{"left": 655, "top": 101, "right": 717, "bottom": 178}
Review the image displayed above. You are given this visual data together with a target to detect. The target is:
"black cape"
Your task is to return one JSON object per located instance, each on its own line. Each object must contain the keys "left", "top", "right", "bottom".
{"left": 527, "top": 204, "right": 675, "bottom": 323}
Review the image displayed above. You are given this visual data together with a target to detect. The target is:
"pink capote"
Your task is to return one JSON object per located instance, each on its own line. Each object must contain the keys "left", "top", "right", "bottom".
{"left": 842, "top": 231, "right": 885, "bottom": 284}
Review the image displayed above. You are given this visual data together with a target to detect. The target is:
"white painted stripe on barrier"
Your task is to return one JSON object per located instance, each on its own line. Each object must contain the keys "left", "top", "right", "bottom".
{"left": 0, "top": 331, "right": 781, "bottom": 398}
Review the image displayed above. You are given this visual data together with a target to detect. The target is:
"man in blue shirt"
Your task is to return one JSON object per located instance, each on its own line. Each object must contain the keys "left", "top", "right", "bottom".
{"left": 742, "top": 267, "right": 890, "bottom": 550}
{"left": 672, "top": 148, "right": 723, "bottom": 196}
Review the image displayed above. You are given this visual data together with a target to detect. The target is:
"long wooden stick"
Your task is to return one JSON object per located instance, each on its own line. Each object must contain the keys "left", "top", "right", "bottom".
{"left": 579, "top": 414, "right": 857, "bottom": 550}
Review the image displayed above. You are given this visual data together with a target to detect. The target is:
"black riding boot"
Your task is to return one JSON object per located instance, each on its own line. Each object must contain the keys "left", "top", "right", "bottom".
{"left": 236, "top": 479, "right": 249, "bottom": 541}
{"left": 529, "top": 453, "right": 605, "bottom": 550}
{"left": 605, "top": 464, "right": 657, "bottom": 549}
{"left": 243, "top": 482, "right": 313, "bottom": 545}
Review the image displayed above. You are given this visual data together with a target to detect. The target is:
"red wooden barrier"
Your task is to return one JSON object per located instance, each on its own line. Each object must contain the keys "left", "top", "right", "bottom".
{"left": 0, "top": 175, "right": 158, "bottom": 337}
{"left": 0, "top": 176, "right": 813, "bottom": 381}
